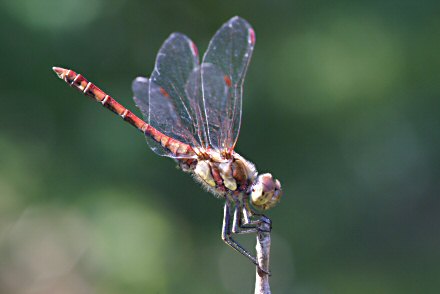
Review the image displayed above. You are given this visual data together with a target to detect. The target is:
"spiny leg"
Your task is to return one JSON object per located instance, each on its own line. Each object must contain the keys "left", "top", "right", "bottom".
{"left": 221, "top": 200, "right": 258, "bottom": 266}
{"left": 222, "top": 200, "right": 271, "bottom": 275}
{"left": 232, "top": 202, "right": 258, "bottom": 234}
{"left": 233, "top": 201, "right": 272, "bottom": 234}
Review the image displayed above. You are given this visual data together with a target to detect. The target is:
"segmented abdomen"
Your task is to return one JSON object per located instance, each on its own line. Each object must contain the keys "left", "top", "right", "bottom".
{"left": 53, "top": 67, "right": 195, "bottom": 158}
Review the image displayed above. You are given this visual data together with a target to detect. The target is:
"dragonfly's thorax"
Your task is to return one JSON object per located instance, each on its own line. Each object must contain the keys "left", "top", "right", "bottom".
{"left": 186, "top": 150, "right": 257, "bottom": 198}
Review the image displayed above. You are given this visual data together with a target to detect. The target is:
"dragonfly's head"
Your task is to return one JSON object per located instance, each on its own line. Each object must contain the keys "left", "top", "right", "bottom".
{"left": 250, "top": 173, "right": 282, "bottom": 210}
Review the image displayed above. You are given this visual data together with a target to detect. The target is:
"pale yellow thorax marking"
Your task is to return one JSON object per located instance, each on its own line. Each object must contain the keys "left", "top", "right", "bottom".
{"left": 219, "top": 161, "right": 237, "bottom": 191}
{"left": 194, "top": 161, "right": 216, "bottom": 187}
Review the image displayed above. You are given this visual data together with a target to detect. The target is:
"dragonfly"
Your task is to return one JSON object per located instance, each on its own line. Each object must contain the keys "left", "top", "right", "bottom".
{"left": 53, "top": 16, "right": 282, "bottom": 272}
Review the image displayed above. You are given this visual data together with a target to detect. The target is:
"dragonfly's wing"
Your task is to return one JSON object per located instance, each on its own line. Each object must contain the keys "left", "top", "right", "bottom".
{"left": 201, "top": 16, "right": 255, "bottom": 151}
{"left": 185, "top": 63, "right": 228, "bottom": 151}
{"left": 132, "top": 77, "right": 149, "bottom": 120}
{"left": 133, "top": 33, "right": 207, "bottom": 158}
{"left": 132, "top": 77, "right": 178, "bottom": 158}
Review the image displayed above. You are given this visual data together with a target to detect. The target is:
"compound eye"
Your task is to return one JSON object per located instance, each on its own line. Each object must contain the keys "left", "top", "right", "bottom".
{"left": 260, "top": 174, "right": 275, "bottom": 192}
{"left": 250, "top": 174, "right": 283, "bottom": 210}
{"left": 251, "top": 174, "right": 275, "bottom": 207}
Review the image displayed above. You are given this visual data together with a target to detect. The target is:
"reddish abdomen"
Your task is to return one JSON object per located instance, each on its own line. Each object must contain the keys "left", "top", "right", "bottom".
{"left": 53, "top": 67, "right": 195, "bottom": 158}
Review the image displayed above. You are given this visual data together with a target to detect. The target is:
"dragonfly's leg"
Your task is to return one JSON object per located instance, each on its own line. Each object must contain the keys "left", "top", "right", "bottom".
{"left": 232, "top": 202, "right": 258, "bottom": 234}
{"left": 235, "top": 202, "right": 272, "bottom": 233}
{"left": 249, "top": 213, "right": 272, "bottom": 233}
{"left": 241, "top": 203, "right": 272, "bottom": 276}
{"left": 223, "top": 201, "right": 271, "bottom": 275}
{"left": 221, "top": 201, "right": 258, "bottom": 266}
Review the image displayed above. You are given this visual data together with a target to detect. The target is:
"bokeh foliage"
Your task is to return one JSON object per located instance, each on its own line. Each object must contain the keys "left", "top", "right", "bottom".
{"left": 1, "top": 0, "right": 439, "bottom": 293}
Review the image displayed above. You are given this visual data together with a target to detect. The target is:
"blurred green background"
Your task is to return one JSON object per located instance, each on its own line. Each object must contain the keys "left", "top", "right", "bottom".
{"left": 1, "top": 0, "right": 439, "bottom": 293}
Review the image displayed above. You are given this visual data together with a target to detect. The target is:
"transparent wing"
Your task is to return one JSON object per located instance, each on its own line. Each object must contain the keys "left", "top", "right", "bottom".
{"left": 201, "top": 64, "right": 230, "bottom": 149}
{"left": 186, "top": 63, "right": 228, "bottom": 151}
{"left": 185, "top": 66, "right": 209, "bottom": 149}
{"left": 132, "top": 77, "right": 149, "bottom": 119}
{"left": 133, "top": 33, "right": 209, "bottom": 157}
{"left": 202, "top": 16, "right": 255, "bottom": 151}
{"left": 132, "top": 77, "right": 181, "bottom": 158}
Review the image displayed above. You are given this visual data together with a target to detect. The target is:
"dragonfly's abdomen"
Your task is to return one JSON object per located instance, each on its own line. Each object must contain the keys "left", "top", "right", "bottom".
{"left": 53, "top": 67, "right": 195, "bottom": 158}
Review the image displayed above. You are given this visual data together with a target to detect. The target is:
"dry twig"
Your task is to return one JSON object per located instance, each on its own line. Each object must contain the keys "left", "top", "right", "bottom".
{"left": 254, "top": 220, "right": 272, "bottom": 294}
